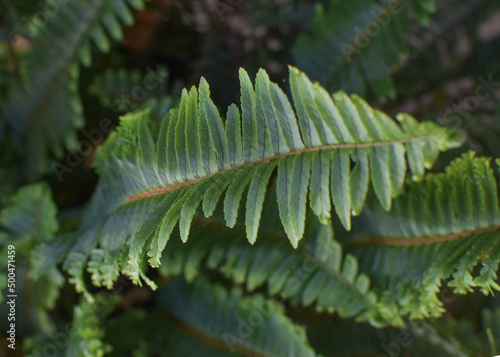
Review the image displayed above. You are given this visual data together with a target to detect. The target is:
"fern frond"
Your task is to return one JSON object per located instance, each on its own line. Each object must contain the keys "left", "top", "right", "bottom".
{"left": 346, "top": 152, "right": 500, "bottom": 319}
{"left": 146, "top": 277, "right": 318, "bottom": 357}
{"left": 62, "top": 293, "right": 119, "bottom": 357}
{"left": 0, "top": 183, "right": 62, "bottom": 332}
{"left": 305, "top": 314, "right": 469, "bottom": 357}
{"left": 31, "top": 232, "right": 78, "bottom": 278}
{"left": 88, "top": 65, "right": 175, "bottom": 121}
{"left": 0, "top": 183, "right": 57, "bottom": 245}
{"left": 64, "top": 66, "right": 462, "bottom": 291}
{"left": 1, "top": 0, "right": 146, "bottom": 178}
{"left": 292, "top": 0, "right": 436, "bottom": 100}
{"left": 89, "top": 65, "right": 176, "bottom": 123}
{"left": 158, "top": 200, "right": 389, "bottom": 325}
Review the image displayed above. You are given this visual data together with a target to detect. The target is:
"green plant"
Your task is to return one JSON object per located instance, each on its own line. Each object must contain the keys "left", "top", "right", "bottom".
{"left": 1, "top": 0, "right": 500, "bottom": 356}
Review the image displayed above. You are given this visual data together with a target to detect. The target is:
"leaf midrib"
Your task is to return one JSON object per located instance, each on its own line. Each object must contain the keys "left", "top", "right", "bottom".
{"left": 351, "top": 224, "right": 500, "bottom": 247}
{"left": 164, "top": 310, "right": 272, "bottom": 357}
{"left": 125, "top": 134, "right": 436, "bottom": 204}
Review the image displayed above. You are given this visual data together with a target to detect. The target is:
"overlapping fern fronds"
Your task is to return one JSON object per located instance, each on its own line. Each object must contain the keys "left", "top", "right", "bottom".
{"left": 107, "top": 276, "right": 319, "bottom": 357}
{"left": 88, "top": 65, "right": 176, "bottom": 122}
{"left": 158, "top": 197, "right": 391, "bottom": 326}
{"left": 1, "top": 0, "right": 146, "bottom": 178}
{"left": 305, "top": 314, "right": 469, "bottom": 357}
{"left": 293, "top": 0, "right": 436, "bottom": 100}
{"left": 62, "top": 68, "right": 461, "bottom": 288}
{"left": 0, "top": 183, "right": 62, "bottom": 332}
{"left": 345, "top": 152, "right": 500, "bottom": 318}
{"left": 63, "top": 66, "right": 462, "bottom": 292}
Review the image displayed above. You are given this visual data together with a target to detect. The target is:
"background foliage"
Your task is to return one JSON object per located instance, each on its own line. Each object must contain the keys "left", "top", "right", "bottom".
{"left": 1, "top": 0, "right": 500, "bottom": 355}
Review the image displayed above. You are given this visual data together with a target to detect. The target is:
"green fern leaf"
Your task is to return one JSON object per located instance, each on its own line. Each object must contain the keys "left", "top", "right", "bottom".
{"left": 0, "top": 183, "right": 58, "bottom": 245}
{"left": 0, "top": 183, "right": 62, "bottom": 332}
{"left": 157, "top": 199, "right": 388, "bottom": 325}
{"left": 63, "top": 294, "right": 119, "bottom": 357}
{"left": 88, "top": 65, "right": 175, "bottom": 121}
{"left": 31, "top": 232, "right": 78, "bottom": 278}
{"left": 305, "top": 314, "right": 469, "bottom": 357}
{"left": 102, "top": 277, "right": 319, "bottom": 356}
{"left": 155, "top": 276, "right": 318, "bottom": 357}
{"left": 346, "top": 152, "right": 500, "bottom": 319}
{"left": 2, "top": 0, "right": 146, "bottom": 178}
{"left": 293, "top": 0, "right": 436, "bottom": 100}
{"left": 64, "top": 66, "right": 462, "bottom": 291}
